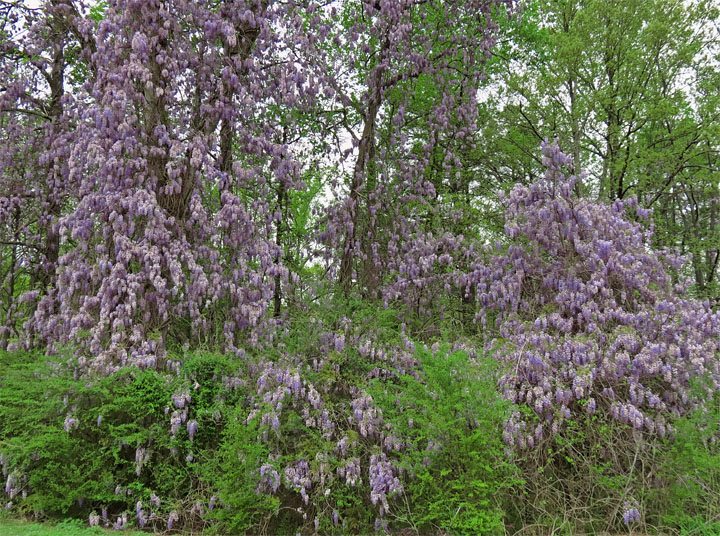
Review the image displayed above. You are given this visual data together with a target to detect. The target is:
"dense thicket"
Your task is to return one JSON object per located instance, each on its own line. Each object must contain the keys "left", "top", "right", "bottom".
{"left": 1, "top": 0, "right": 719, "bottom": 534}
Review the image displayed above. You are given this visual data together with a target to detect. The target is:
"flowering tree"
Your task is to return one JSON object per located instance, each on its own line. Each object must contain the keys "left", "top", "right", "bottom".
{"left": 470, "top": 141, "right": 720, "bottom": 446}
{"left": 313, "top": 0, "right": 515, "bottom": 300}
{"left": 1, "top": 0, "right": 518, "bottom": 368}
{"left": 0, "top": 0, "right": 91, "bottom": 349}
{"left": 21, "top": 0, "right": 325, "bottom": 370}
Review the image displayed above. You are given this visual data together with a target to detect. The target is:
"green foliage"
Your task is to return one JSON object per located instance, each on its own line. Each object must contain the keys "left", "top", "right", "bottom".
{"left": 2, "top": 331, "right": 719, "bottom": 534}
{"left": 371, "top": 344, "right": 518, "bottom": 535}
{"left": 0, "top": 350, "right": 192, "bottom": 525}
{"left": 88, "top": 1, "right": 107, "bottom": 22}
{"left": 0, "top": 518, "right": 144, "bottom": 535}
{"left": 202, "top": 411, "right": 279, "bottom": 534}
{"left": 649, "top": 388, "right": 720, "bottom": 533}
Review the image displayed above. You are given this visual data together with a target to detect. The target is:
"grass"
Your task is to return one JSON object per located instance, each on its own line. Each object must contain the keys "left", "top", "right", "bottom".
{"left": 0, "top": 519, "right": 146, "bottom": 535}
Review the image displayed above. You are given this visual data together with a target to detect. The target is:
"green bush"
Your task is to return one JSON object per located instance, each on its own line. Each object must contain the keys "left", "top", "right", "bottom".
{"left": 4, "top": 341, "right": 718, "bottom": 535}
{"left": 649, "top": 387, "right": 720, "bottom": 534}
{"left": 201, "top": 409, "right": 279, "bottom": 534}
{"left": 370, "top": 344, "right": 519, "bottom": 535}
{"left": 0, "top": 350, "right": 200, "bottom": 528}
{"left": 1, "top": 350, "right": 114, "bottom": 516}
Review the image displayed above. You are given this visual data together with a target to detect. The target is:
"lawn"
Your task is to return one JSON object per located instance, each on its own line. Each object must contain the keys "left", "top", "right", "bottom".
{"left": 0, "top": 519, "right": 146, "bottom": 535}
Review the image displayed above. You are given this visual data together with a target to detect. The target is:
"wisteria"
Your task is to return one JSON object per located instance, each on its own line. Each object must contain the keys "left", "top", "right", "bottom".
{"left": 135, "top": 446, "right": 150, "bottom": 476}
{"left": 63, "top": 416, "right": 78, "bottom": 433}
{"left": 368, "top": 453, "right": 403, "bottom": 515}
{"left": 167, "top": 510, "right": 178, "bottom": 531}
{"left": 623, "top": 499, "right": 642, "bottom": 525}
{"left": 0, "top": 0, "right": 322, "bottom": 367}
{"left": 472, "top": 141, "right": 720, "bottom": 444}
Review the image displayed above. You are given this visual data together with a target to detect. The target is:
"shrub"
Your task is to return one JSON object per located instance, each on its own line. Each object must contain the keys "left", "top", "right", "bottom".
{"left": 468, "top": 141, "right": 720, "bottom": 530}
{"left": 0, "top": 349, "right": 201, "bottom": 530}
{"left": 370, "top": 343, "right": 519, "bottom": 535}
{"left": 1, "top": 329, "right": 517, "bottom": 535}
{"left": 649, "top": 385, "right": 720, "bottom": 534}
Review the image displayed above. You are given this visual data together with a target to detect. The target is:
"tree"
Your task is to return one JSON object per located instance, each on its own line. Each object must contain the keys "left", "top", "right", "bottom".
{"left": 470, "top": 140, "right": 720, "bottom": 528}
{"left": 19, "top": 0, "right": 326, "bottom": 369}
{"left": 0, "top": 0, "right": 90, "bottom": 349}
{"left": 473, "top": 0, "right": 720, "bottom": 301}
{"left": 310, "top": 0, "right": 515, "bottom": 303}
{"left": 473, "top": 140, "right": 720, "bottom": 445}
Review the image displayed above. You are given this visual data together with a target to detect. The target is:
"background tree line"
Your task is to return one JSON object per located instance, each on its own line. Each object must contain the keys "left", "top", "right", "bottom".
{"left": 1, "top": 0, "right": 718, "bottom": 355}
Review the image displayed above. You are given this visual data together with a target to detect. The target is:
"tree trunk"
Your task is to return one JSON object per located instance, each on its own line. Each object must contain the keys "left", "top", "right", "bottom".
{"left": 339, "top": 96, "right": 380, "bottom": 295}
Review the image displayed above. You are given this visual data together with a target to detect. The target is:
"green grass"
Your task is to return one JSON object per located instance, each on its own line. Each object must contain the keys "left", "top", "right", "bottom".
{"left": 0, "top": 519, "right": 146, "bottom": 535}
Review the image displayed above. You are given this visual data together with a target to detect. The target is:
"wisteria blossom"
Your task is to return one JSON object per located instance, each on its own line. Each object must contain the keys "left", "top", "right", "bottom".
{"left": 474, "top": 141, "right": 720, "bottom": 445}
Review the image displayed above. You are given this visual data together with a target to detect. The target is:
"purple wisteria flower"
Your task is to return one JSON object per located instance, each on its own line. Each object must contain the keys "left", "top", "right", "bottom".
{"left": 187, "top": 420, "right": 198, "bottom": 442}
{"left": 63, "top": 416, "right": 78, "bottom": 432}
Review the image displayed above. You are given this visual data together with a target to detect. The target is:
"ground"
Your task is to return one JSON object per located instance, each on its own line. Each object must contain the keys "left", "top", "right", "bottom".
{"left": 0, "top": 520, "right": 145, "bottom": 536}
